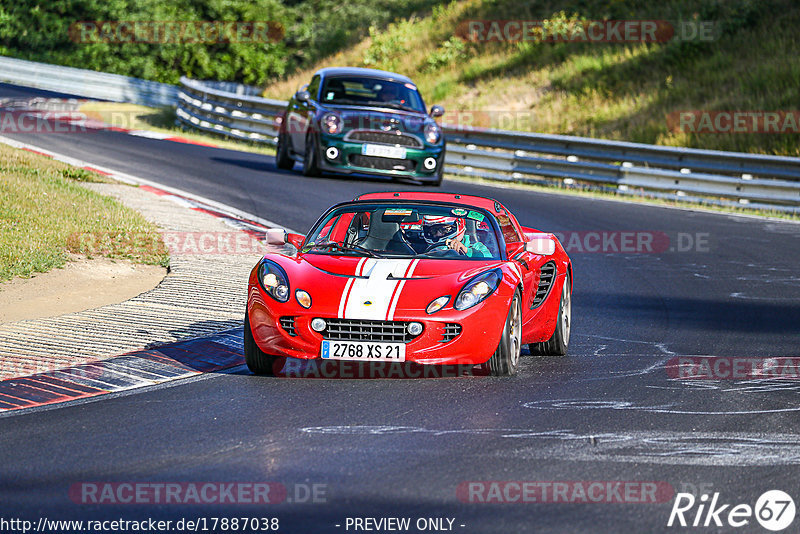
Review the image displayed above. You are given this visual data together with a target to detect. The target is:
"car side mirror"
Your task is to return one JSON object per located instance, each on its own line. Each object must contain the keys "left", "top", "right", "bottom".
{"left": 430, "top": 105, "right": 445, "bottom": 118}
{"left": 295, "top": 90, "right": 311, "bottom": 103}
{"left": 265, "top": 228, "right": 287, "bottom": 245}
{"left": 524, "top": 235, "right": 556, "bottom": 256}
{"left": 286, "top": 233, "right": 305, "bottom": 249}
{"left": 266, "top": 229, "right": 306, "bottom": 249}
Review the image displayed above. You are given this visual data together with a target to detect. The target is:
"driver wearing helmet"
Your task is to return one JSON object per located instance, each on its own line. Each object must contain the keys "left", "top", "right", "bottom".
{"left": 422, "top": 216, "right": 491, "bottom": 257}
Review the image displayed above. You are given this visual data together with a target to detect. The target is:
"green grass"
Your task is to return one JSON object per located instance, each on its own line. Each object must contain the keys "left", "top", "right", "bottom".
{"left": 0, "top": 144, "right": 169, "bottom": 282}
{"left": 263, "top": 0, "right": 800, "bottom": 157}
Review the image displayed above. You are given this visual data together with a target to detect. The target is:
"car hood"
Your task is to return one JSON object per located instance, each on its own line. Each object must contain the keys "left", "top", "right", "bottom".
{"left": 325, "top": 106, "right": 431, "bottom": 133}
{"left": 300, "top": 254, "right": 502, "bottom": 282}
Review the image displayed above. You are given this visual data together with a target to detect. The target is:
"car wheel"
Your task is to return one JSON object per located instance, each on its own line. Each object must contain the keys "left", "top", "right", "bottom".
{"left": 528, "top": 272, "right": 571, "bottom": 356}
{"left": 488, "top": 291, "right": 522, "bottom": 376}
{"left": 303, "top": 132, "right": 320, "bottom": 177}
{"left": 244, "top": 312, "right": 279, "bottom": 375}
{"left": 275, "top": 131, "right": 295, "bottom": 170}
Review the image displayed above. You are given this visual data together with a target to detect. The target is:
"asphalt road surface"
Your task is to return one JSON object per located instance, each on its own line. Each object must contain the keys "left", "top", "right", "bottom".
{"left": 1, "top": 84, "right": 800, "bottom": 533}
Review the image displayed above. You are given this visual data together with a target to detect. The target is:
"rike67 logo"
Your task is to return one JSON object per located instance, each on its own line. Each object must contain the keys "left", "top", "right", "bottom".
{"left": 668, "top": 490, "right": 795, "bottom": 531}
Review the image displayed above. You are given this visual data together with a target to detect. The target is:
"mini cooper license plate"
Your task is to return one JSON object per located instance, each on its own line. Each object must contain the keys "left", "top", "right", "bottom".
{"left": 362, "top": 143, "right": 407, "bottom": 160}
{"left": 321, "top": 340, "right": 406, "bottom": 362}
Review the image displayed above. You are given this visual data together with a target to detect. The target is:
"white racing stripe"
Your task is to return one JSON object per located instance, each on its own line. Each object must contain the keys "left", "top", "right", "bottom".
{"left": 338, "top": 257, "right": 367, "bottom": 318}
{"left": 339, "top": 259, "right": 416, "bottom": 320}
{"left": 386, "top": 259, "right": 419, "bottom": 320}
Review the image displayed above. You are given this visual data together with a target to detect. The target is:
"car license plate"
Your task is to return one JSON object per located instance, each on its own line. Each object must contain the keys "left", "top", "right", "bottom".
{"left": 321, "top": 340, "right": 406, "bottom": 362}
{"left": 362, "top": 143, "right": 406, "bottom": 159}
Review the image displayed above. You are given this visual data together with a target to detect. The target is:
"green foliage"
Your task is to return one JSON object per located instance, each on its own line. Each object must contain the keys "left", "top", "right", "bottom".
{"left": 423, "top": 36, "right": 467, "bottom": 72}
{"left": 0, "top": 0, "right": 445, "bottom": 84}
{"left": 363, "top": 25, "right": 409, "bottom": 72}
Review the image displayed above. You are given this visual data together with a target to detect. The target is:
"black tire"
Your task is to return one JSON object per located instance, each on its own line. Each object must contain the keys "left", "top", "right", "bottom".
{"left": 431, "top": 161, "right": 444, "bottom": 187}
{"left": 275, "top": 131, "right": 294, "bottom": 170}
{"left": 244, "top": 312, "right": 278, "bottom": 375}
{"left": 302, "top": 132, "right": 320, "bottom": 177}
{"left": 528, "top": 272, "right": 571, "bottom": 356}
{"left": 487, "top": 291, "right": 522, "bottom": 376}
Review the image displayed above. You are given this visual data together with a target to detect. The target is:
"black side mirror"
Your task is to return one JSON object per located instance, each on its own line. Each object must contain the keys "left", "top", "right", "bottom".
{"left": 295, "top": 90, "right": 311, "bottom": 103}
{"left": 430, "top": 105, "right": 445, "bottom": 118}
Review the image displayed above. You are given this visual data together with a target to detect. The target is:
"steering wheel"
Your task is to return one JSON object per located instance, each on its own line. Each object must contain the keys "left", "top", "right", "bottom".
{"left": 423, "top": 240, "right": 463, "bottom": 256}
{"left": 423, "top": 240, "right": 449, "bottom": 253}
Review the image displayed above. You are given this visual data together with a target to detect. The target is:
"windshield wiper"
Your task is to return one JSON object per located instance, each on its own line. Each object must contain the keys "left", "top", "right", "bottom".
{"left": 365, "top": 101, "right": 420, "bottom": 113}
{"left": 307, "top": 242, "right": 383, "bottom": 258}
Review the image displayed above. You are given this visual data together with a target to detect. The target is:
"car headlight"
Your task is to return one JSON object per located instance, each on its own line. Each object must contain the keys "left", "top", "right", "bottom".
{"left": 321, "top": 113, "right": 342, "bottom": 135}
{"left": 454, "top": 268, "right": 502, "bottom": 310}
{"left": 424, "top": 122, "right": 441, "bottom": 144}
{"left": 426, "top": 295, "right": 450, "bottom": 314}
{"left": 258, "top": 260, "right": 290, "bottom": 302}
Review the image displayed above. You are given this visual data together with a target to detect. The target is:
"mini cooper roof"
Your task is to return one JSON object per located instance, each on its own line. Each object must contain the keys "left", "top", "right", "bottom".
{"left": 312, "top": 67, "right": 415, "bottom": 85}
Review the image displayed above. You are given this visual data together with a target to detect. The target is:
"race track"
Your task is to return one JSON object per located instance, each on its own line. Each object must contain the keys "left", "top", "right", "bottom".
{"left": 1, "top": 84, "right": 799, "bottom": 533}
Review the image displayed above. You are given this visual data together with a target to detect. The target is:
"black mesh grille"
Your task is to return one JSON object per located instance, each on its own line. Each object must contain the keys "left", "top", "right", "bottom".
{"left": 531, "top": 261, "right": 557, "bottom": 308}
{"left": 349, "top": 154, "right": 417, "bottom": 172}
{"left": 439, "top": 323, "right": 462, "bottom": 343}
{"left": 322, "top": 319, "right": 419, "bottom": 343}
{"left": 279, "top": 316, "right": 297, "bottom": 336}
{"left": 346, "top": 130, "right": 422, "bottom": 148}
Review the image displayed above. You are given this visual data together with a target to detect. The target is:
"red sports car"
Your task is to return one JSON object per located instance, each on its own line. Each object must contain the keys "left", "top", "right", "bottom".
{"left": 245, "top": 192, "right": 572, "bottom": 376}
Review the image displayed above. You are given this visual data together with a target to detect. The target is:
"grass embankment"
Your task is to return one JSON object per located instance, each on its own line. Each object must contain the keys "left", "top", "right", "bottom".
{"left": 264, "top": 0, "right": 800, "bottom": 157}
{"left": 0, "top": 144, "right": 168, "bottom": 282}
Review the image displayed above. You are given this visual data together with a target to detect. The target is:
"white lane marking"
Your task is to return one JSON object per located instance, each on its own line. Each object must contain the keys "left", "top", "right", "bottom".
{"left": 344, "top": 259, "right": 413, "bottom": 320}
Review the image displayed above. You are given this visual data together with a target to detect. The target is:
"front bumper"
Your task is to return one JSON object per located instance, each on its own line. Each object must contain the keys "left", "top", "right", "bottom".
{"left": 316, "top": 134, "right": 444, "bottom": 181}
{"left": 247, "top": 282, "right": 506, "bottom": 367}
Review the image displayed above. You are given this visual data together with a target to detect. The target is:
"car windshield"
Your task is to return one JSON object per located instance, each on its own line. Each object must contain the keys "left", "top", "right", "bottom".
{"left": 304, "top": 203, "right": 503, "bottom": 260}
{"left": 319, "top": 76, "right": 426, "bottom": 113}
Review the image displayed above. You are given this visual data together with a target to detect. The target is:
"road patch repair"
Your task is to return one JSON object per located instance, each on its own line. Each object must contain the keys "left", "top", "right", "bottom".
{"left": 0, "top": 136, "right": 287, "bottom": 412}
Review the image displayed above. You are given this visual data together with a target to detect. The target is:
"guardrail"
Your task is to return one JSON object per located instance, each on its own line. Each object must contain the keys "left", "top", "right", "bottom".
{"left": 176, "top": 77, "right": 800, "bottom": 214}
{"left": 0, "top": 56, "right": 177, "bottom": 107}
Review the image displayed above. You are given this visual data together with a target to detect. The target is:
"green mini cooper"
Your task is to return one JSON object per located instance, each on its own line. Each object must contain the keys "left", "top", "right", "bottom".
{"left": 275, "top": 67, "right": 445, "bottom": 185}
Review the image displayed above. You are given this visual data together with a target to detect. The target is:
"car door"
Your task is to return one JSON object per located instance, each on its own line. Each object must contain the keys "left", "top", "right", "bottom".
{"left": 498, "top": 214, "right": 538, "bottom": 316}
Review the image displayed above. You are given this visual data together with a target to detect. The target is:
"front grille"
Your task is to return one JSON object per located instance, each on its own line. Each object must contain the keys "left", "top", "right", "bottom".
{"left": 531, "top": 261, "right": 557, "bottom": 308}
{"left": 439, "top": 323, "right": 462, "bottom": 343}
{"left": 346, "top": 130, "right": 422, "bottom": 148}
{"left": 279, "top": 316, "right": 297, "bottom": 336}
{"left": 322, "top": 319, "right": 418, "bottom": 343}
{"left": 349, "top": 154, "right": 417, "bottom": 172}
